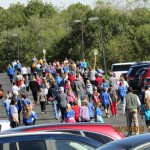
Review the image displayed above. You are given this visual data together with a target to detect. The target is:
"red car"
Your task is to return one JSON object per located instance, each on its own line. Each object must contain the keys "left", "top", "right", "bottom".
{"left": 3, "top": 123, "right": 124, "bottom": 144}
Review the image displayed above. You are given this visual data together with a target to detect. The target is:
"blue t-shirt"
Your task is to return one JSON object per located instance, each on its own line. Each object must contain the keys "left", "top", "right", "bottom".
{"left": 15, "top": 97, "right": 22, "bottom": 111}
{"left": 88, "top": 102, "right": 94, "bottom": 117}
{"left": 118, "top": 86, "right": 127, "bottom": 97}
{"left": 94, "top": 108, "right": 102, "bottom": 117}
{"left": 141, "top": 105, "right": 150, "bottom": 121}
{"left": 103, "top": 82, "right": 109, "bottom": 88}
{"left": 81, "top": 62, "right": 87, "bottom": 69}
{"left": 22, "top": 98, "right": 31, "bottom": 107}
{"left": 64, "top": 109, "right": 75, "bottom": 118}
{"left": 23, "top": 111, "right": 37, "bottom": 124}
{"left": 63, "top": 66, "right": 69, "bottom": 73}
{"left": 101, "top": 92, "right": 110, "bottom": 105}
{"left": 3, "top": 99, "right": 11, "bottom": 111}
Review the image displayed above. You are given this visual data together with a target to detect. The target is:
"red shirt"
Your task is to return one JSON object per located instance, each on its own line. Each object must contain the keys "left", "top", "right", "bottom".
{"left": 72, "top": 105, "right": 80, "bottom": 121}
{"left": 95, "top": 76, "right": 103, "bottom": 87}
{"left": 68, "top": 75, "right": 75, "bottom": 85}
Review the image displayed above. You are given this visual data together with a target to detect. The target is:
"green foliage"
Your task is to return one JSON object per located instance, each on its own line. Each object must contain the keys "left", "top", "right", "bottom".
{"left": 0, "top": 0, "right": 150, "bottom": 72}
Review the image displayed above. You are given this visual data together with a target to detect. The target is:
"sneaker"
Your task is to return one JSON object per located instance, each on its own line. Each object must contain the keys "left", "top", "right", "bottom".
{"left": 107, "top": 115, "right": 110, "bottom": 117}
{"left": 42, "top": 112, "right": 44, "bottom": 113}
{"left": 115, "top": 114, "right": 118, "bottom": 117}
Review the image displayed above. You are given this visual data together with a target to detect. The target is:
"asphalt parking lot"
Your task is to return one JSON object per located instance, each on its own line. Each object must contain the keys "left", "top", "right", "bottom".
{"left": 0, "top": 73, "right": 147, "bottom": 135}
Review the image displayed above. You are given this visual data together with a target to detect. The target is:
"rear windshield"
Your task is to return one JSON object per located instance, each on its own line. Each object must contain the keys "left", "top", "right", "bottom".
{"left": 112, "top": 65, "right": 132, "bottom": 72}
{"left": 129, "top": 65, "right": 150, "bottom": 76}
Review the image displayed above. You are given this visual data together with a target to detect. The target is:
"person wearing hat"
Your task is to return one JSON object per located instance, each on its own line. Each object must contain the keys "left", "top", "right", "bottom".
{"left": 57, "top": 87, "right": 68, "bottom": 122}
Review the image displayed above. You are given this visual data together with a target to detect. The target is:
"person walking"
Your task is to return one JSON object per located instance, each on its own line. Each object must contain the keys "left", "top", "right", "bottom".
{"left": 23, "top": 106, "right": 37, "bottom": 126}
{"left": 57, "top": 87, "right": 68, "bottom": 122}
{"left": 85, "top": 80, "right": 93, "bottom": 102}
{"left": 7, "top": 65, "right": 15, "bottom": 84}
{"left": 73, "top": 73, "right": 85, "bottom": 99}
{"left": 38, "top": 88, "right": 47, "bottom": 113}
{"left": 9, "top": 99, "right": 19, "bottom": 128}
{"left": 29, "top": 76, "right": 39, "bottom": 104}
{"left": 125, "top": 87, "right": 140, "bottom": 136}
{"left": 118, "top": 81, "right": 127, "bottom": 115}
{"left": 47, "top": 80, "right": 59, "bottom": 120}
{"left": 101, "top": 88, "right": 112, "bottom": 118}
{"left": 72, "top": 100, "right": 80, "bottom": 122}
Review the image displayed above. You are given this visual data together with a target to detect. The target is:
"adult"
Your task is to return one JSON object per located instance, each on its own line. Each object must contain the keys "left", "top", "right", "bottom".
{"left": 9, "top": 99, "right": 19, "bottom": 128}
{"left": 21, "top": 64, "right": 28, "bottom": 80}
{"left": 96, "top": 66, "right": 104, "bottom": 77}
{"left": 29, "top": 76, "right": 39, "bottom": 104}
{"left": 15, "top": 71, "right": 23, "bottom": 88}
{"left": 73, "top": 73, "right": 85, "bottom": 99}
{"left": 101, "top": 88, "right": 112, "bottom": 118}
{"left": 95, "top": 74, "right": 103, "bottom": 88}
{"left": 57, "top": 87, "right": 68, "bottom": 122}
{"left": 47, "top": 80, "right": 59, "bottom": 120}
{"left": 12, "top": 82, "right": 19, "bottom": 94}
{"left": 81, "top": 59, "right": 87, "bottom": 70}
{"left": 118, "top": 81, "right": 127, "bottom": 115}
{"left": 109, "top": 72, "right": 118, "bottom": 94}
{"left": 69, "top": 61, "right": 76, "bottom": 75}
{"left": 7, "top": 65, "right": 15, "bottom": 83}
{"left": 16, "top": 61, "right": 22, "bottom": 72}
{"left": 125, "top": 87, "right": 140, "bottom": 136}
{"left": 87, "top": 66, "right": 96, "bottom": 86}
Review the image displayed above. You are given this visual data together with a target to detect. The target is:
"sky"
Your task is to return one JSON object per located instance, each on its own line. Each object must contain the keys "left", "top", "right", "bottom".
{"left": 0, "top": 0, "right": 96, "bottom": 9}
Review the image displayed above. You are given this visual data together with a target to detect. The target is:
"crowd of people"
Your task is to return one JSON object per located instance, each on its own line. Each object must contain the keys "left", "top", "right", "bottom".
{"left": 2, "top": 57, "right": 150, "bottom": 136}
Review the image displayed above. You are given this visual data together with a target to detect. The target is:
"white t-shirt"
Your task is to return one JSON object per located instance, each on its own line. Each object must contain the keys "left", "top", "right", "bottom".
{"left": 12, "top": 85, "right": 19, "bottom": 93}
{"left": 21, "top": 67, "right": 27, "bottom": 75}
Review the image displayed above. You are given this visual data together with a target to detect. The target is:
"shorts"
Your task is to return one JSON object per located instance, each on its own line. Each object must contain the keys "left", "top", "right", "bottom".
{"left": 103, "top": 104, "right": 109, "bottom": 110}
{"left": 146, "top": 120, "right": 150, "bottom": 127}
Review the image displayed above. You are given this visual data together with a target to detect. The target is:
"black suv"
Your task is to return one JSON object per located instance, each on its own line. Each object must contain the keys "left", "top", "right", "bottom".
{"left": 127, "top": 63, "right": 150, "bottom": 89}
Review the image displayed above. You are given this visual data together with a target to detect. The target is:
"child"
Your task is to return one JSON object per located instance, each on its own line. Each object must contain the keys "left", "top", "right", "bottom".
{"left": 20, "top": 80, "right": 26, "bottom": 95}
{"left": 141, "top": 97, "right": 150, "bottom": 132}
{"left": 64, "top": 80, "right": 71, "bottom": 93}
{"left": 2, "top": 95, "right": 11, "bottom": 116}
{"left": 79, "top": 98, "right": 90, "bottom": 122}
{"left": 93, "top": 87, "right": 101, "bottom": 103}
{"left": 23, "top": 105, "right": 37, "bottom": 126}
{"left": 94, "top": 102, "right": 104, "bottom": 123}
{"left": 88, "top": 101, "right": 94, "bottom": 121}
{"left": 109, "top": 87, "right": 118, "bottom": 117}
{"left": 102, "top": 79, "right": 109, "bottom": 89}
{"left": 67, "top": 88, "right": 76, "bottom": 106}
{"left": 38, "top": 88, "right": 47, "bottom": 113}
{"left": 86, "top": 80, "right": 93, "bottom": 102}
{"left": 64, "top": 103, "right": 75, "bottom": 123}
{"left": 72, "top": 100, "right": 80, "bottom": 122}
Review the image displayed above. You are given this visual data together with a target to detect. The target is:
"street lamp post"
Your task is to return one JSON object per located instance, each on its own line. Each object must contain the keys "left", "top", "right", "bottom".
{"left": 74, "top": 20, "right": 85, "bottom": 59}
{"left": 12, "top": 34, "right": 20, "bottom": 62}
{"left": 88, "top": 17, "right": 107, "bottom": 73}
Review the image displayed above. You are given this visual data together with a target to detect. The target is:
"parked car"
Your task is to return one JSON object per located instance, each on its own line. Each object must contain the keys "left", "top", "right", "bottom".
{"left": 111, "top": 62, "right": 136, "bottom": 80}
{"left": 2, "top": 123, "right": 124, "bottom": 144}
{"left": 127, "top": 63, "right": 150, "bottom": 89}
{"left": 0, "top": 132, "right": 102, "bottom": 150}
{"left": 0, "top": 120, "right": 11, "bottom": 131}
{"left": 139, "top": 68, "right": 150, "bottom": 89}
{"left": 97, "top": 133, "right": 150, "bottom": 150}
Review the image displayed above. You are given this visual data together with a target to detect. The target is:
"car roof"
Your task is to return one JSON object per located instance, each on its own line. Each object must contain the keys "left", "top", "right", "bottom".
{"left": 112, "top": 62, "right": 136, "bottom": 65}
{"left": 0, "top": 131, "right": 102, "bottom": 147}
{"left": 1, "top": 123, "right": 124, "bottom": 139}
{"left": 3, "top": 122, "right": 113, "bottom": 132}
{"left": 131, "top": 63, "right": 150, "bottom": 68}
{"left": 98, "top": 133, "right": 150, "bottom": 149}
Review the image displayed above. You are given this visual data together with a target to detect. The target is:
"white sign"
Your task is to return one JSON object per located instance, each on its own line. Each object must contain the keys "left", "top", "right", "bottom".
{"left": 43, "top": 49, "right": 46, "bottom": 54}
{"left": 94, "top": 49, "right": 98, "bottom": 55}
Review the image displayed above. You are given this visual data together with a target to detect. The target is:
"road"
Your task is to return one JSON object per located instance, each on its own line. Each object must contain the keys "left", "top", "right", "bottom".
{"left": 0, "top": 73, "right": 147, "bottom": 135}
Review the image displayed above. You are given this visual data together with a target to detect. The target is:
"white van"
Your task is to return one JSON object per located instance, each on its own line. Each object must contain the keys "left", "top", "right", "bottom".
{"left": 111, "top": 62, "right": 136, "bottom": 80}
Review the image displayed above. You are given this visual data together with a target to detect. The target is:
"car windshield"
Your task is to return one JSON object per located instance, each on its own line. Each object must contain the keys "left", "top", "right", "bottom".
{"left": 113, "top": 65, "right": 132, "bottom": 72}
{"left": 97, "top": 143, "right": 132, "bottom": 150}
